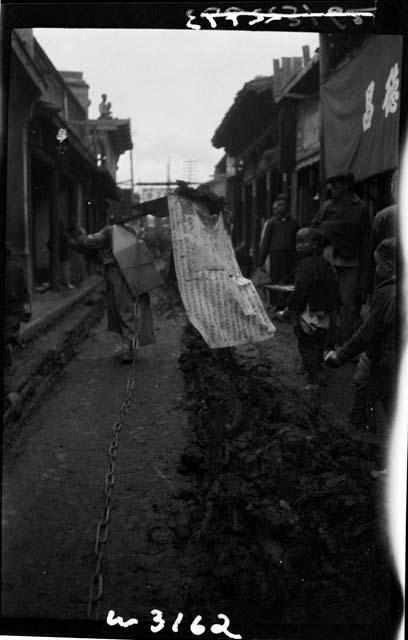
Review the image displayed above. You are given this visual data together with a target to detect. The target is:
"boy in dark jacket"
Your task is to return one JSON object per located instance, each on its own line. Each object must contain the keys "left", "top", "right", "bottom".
{"left": 277, "top": 227, "right": 342, "bottom": 390}
{"left": 325, "top": 238, "right": 397, "bottom": 426}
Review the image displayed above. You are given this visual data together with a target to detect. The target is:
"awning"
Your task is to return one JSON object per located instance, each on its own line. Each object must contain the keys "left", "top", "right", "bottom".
{"left": 322, "top": 35, "right": 402, "bottom": 182}
{"left": 296, "top": 152, "right": 320, "bottom": 171}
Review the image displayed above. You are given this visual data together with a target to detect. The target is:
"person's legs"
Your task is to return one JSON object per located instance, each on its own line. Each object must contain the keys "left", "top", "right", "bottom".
{"left": 336, "top": 267, "right": 360, "bottom": 343}
{"left": 316, "top": 328, "right": 328, "bottom": 384}
{"left": 296, "top": 324, "right": 320, "bottom": 386}
{"left": 60, "top": 260, "right": 73, "bottom": 288}
{"left": 376, "top": 375, "right": 395, "bottom": 437}
{"left": 316, "top": 328, "right": 327, "bottom": 367}
{"left": 325, "top": 310, "right": 338, "bottom": 350}
{"left": 350, "top": 352, "right": 371, "bottom": 426}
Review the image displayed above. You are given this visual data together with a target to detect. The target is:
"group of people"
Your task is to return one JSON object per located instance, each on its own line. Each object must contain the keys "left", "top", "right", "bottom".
{"left": 255, "top": 171, "right": 398, "bottom": 432}
{"left": 4, "top": 172, "right": 399, "bottom": 434}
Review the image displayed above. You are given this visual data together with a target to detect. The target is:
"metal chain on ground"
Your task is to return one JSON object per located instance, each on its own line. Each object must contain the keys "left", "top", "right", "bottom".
{"left": 87, "top": 301, "right": 140, "bottom": 620}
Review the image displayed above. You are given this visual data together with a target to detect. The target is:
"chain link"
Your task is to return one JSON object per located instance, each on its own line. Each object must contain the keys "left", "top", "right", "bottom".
{"left": 87, "top": 301, "right": 140, "bottom": 620}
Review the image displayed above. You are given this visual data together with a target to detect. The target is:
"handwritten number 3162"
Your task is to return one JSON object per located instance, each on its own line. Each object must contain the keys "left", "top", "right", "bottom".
{"left": 107, "top": 609, "right": 242, "bottom": 638}
{"left": 152, "top": 610, "right": 241, "bottom": 637}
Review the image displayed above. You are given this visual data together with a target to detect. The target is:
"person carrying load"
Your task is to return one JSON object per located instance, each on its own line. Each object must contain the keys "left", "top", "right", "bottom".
{"left": 76, "top": 216, "right": 163, "bottom": 363}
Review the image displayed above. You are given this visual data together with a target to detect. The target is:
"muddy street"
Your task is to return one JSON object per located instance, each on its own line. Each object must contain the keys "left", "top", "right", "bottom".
{"left": 2, "top": 295, "right": 196, "bottom": 625}
{"left": 2, "top": 291, "right": 401, "bottom": 637}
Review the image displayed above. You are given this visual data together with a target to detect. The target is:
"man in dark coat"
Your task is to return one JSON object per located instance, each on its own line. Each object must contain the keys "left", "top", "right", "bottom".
{"left": 325, "top": 238, "right": 397, "bottom": 428}
{"left": 312, "top": 173, "right": 371, "bottom": 344}
{"left": 258, "top": 194, "right": 298, "bottom": 284}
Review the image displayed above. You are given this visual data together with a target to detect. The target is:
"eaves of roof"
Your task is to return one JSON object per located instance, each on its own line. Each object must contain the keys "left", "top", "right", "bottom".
{"left": 12, "top": 31, "right": 47, "bottom": 93}
{"left": 87, "top": 118, "right": 133, "bottom": 155}
{"left": 212, "top": 75, "right": 274, "bottom": 149}
{"left": 33, "top": 38, "right": 88, "bottom": 120}
{"left": 275, "top": 53, "right": 320, "bottom": 101}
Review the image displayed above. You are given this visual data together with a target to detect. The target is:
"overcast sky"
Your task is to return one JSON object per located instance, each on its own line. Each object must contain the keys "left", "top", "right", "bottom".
{"left": 34, "top": 29, "right": 319, "bottom": 191}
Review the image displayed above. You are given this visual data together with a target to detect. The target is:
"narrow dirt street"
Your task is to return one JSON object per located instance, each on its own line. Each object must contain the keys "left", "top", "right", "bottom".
{"left": 2, "top": 292, "right": 196, "bottom": 626}
{"left": 2, "top": 290, "right": 400, "bottom": 638}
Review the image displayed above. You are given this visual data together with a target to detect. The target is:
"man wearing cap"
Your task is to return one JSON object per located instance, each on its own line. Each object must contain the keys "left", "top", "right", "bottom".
{"left": 258, "top": 193, "right": 298, "bottom": 284}
{"left": 312, "top": 173, "right": 371, "bottom": 343}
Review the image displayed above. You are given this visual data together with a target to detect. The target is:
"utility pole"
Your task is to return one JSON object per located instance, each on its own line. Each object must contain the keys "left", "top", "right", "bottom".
{"left": 166, "top": 157, "right": 171, "bottom": 194}
{"left": 183, "top": 159, "right": 198, "bottom": 184}
{"left": 130, "top": 146, "right": 134, "bottom": 199}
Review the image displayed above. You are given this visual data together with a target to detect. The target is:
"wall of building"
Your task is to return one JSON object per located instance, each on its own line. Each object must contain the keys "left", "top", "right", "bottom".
{"left": 6, "top": 53, "right": 40, "bottom": 295}
{"left": 7, "top": 32, "right": 132, "bottom": 293}
{"left": 32, "top": 185, "right": 50, "bottom": 279}
{"left": 296, "top": 98, "right": 320, "bottom": 162}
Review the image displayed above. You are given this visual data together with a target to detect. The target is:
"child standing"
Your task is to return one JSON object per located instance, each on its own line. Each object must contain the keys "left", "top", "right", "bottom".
{"left": 277, "top": 227, "right": 342, "bottom": 390}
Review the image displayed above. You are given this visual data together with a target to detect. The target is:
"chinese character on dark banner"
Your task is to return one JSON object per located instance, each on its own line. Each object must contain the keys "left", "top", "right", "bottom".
{"left": 322, "top": 35, "right": 403, "bottom": 181}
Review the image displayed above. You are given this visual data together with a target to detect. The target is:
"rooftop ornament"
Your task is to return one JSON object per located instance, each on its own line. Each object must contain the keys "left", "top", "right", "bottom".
{"left": 99, "top": 93, "right": 112, "bottom": 119}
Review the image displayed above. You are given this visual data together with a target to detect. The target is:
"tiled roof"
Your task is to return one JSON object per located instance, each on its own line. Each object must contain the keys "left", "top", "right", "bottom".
{"left": 212, "top": 76, "right": 274, "bottom": 149}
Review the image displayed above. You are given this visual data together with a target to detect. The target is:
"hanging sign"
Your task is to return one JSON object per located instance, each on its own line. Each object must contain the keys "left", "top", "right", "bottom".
{"left": 322, "top": 35, "right": 402, "bottom": 181}
{"left": 168, "top": 194, "right": 276, "bottom": 349}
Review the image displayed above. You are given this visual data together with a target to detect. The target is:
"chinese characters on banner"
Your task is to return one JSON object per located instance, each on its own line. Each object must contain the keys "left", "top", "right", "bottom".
{"left": 168, "top": 194, "right": 276, "bottom": 349}
{"left": 322, "top": 35, "right": 402, "bottom": 181}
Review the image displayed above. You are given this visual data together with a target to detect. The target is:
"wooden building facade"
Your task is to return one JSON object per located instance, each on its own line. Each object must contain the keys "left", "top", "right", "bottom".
{"left": 6, "top": 29, "right": 132, "bottom": 296}
{"left": 211, "top": 35, "right": 403, "bottom": 261}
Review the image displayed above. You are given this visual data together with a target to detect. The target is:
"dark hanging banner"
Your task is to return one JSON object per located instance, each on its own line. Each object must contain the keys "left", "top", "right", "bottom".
{"left": 322, "top": 34, "right": 403, "bottom": 182}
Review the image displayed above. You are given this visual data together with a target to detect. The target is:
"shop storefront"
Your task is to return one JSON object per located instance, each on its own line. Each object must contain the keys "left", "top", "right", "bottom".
{"left": 321, "top": 34, "right": 402, "bottom": 216}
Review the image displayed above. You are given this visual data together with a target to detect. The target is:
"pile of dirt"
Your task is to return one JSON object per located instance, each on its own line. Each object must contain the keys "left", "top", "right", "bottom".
{"left": 177, "top": 323, "right": 400, "bottom": 629}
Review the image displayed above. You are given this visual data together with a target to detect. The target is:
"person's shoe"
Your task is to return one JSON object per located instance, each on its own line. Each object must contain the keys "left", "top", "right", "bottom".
{"left": 67, "top": 284, "right": 75, "bottom": 290}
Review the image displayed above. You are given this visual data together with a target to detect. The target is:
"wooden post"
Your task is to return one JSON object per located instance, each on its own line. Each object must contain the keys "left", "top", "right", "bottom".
{"left": 130, "top": 147, "right": 135, "bottom": 197}
{"left": 22, "top": 121, "right": 34, "bottom": 304}
{"left": 302, "top": 45, "right": 311, "bottom": 65}
{"left": 291, "top": 168, "right": 298, "bottom": 221}
{"left": 76, "top": 181, "right": 83, "bottom": 225}
{"left": 49, "top": 167, "right": 60, "bottom": 289}
{"left": 266, "top": 170, "right": 272, "bottom": 220}
{"left": 241, "top": 182, "right": 247, "bottom": 247}
{"left": 282, "top": 171, "right": 288, "bottom": 197}
{"left": 251, "top": 179, "right": 258, "bottom": 262}
{"left": 319, "top": 34, "right": 330, "bottom": 204}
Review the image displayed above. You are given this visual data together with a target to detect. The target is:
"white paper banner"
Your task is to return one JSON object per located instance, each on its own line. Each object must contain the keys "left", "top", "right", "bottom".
{"left": 168, "top": 194, "right": 276, "bottom": 348}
